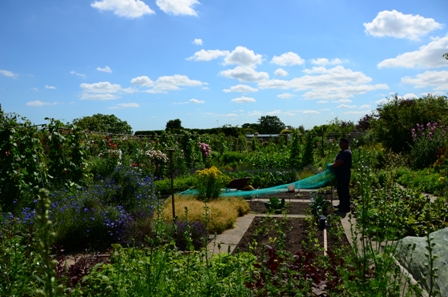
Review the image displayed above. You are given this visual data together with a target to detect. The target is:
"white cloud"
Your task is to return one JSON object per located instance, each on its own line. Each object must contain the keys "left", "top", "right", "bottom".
{"left": 80, "top": 81, "right": 122, "bottom": 93}
{"left": 91, "top": 0, "right": 155, "bottom": 18}
{"left": 172, "top": 101, "right": 189, "bottom": 105}
{"left": 267, "top": 109, "right": 296, "bottom": 116}
{"left": 303, "top": 84, "right": 389, "bottom": 100}
{"left": 337, "top": 104, "right": 356, "bottom": 108}
{"left": 70, "top": 70, "right": 86, "bottom": 78}
{"left": 402, "top": 93, "right": 418, "bottom": 99}
{"left": 26, "top": 100, "right": 57, "bottom": 106}
{"left": 344, "top": 111, "right": 367, "bottom": 115}
{"left": 258, "top": 79, "right": 289, "bottom": 89}
{"left": 149, "top": 74, "right": 206, "bottom": 93}
{"left": 156, "top": 0, "right": 199, "bottom": 16}
{"left": 378, "top": 35, "right": 448, "bottom": 68}
{"left": 310, "top": 58, "right": 343, "bottom": 66}
{"left": 81, "top": 94, "right": 119, "bottom": 100}
{"left": 109, "top": 102, "right": 140, "bottom": 109}
{"left": 190, "top": 98, "right": 205, "bottom": 104}
{"left": 259, "top": 66, "right": 388, "bottom": 100}
{"left": 401, "top": 70, "right": 448, "bottom": 90}
{"left": 358, "top": 104, "right": 371, "bottom": 109}
{"left": 220, "top": 66, "right": 269, "bottom": 82}
{"left": 224, "top": 46, "right": 263, "bottom": 67}
{"left": 247, "top": 110, "right": 263, "bottom": 117}
{"left": 302, "top": 110, "right": 319, "bottom": 114}
{"left": 317, "top": 100, "right": 328, "bottom": 104}
{"left": 277, "top": 93, "right": 294, "bottom": 99}
{"left": 131, "top": 75, "right": 154, "bottom": 86}
{"left": 271, "top": 52, "right": 304, "bottom": 66}
{"left": 364, "top": 10, "right": 444, "bottom": 40}
{"left": 45, "top": 85, "right": 56, "bottom": 89}
{"left": 0, "top": 69, "right": 18, "bottom": 79}
{"left": 187, "top": 49, "right": 229, "bottom": 61}
{"left": 192, "top": 38, "right": 202, "bottom": 45}
{"left": 231, "top": 96, "right": 256, "bottom": 103}
{"left": 335, "top": 99, "right": 352, "bottom": 103}
{"left": 223, "top": 84, "right": 258, "bottom": 93}
{"left": 274, "top": 68, "right": 288, "bottom": 77}
{"left": 97, "top": 66, "right": 112, "bottom": 73}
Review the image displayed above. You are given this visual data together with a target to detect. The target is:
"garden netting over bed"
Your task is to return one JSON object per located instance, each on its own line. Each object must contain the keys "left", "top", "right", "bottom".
{"left": 179, "top": 168, "right": 334, "bottom": 198}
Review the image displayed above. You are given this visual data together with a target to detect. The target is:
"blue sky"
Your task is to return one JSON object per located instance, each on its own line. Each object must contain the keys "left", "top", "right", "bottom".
{"left": 1, "top": 0, "right": 448, "bottom": 132}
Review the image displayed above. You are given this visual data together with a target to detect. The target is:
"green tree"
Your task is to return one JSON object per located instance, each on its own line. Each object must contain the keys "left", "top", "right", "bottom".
{"left": 73, "top": 114, "right": 132, "bottom": 134}
{"left": 444, "top": 52, "right": 448, "bottom": 61}
{"left": 166, "top": 118, "right": 183, "bottom": 131}
{"left": 257, "top": 115, "right": 286, "bottom": 134}
{"left": 372, "top": 94, "right": 448, "bottom": 153}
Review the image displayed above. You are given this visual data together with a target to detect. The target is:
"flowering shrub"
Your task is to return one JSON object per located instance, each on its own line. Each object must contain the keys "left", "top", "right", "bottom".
{"left": 174, "top": 221, "right": 208, "bottom": 250}
{"left": 199, "top": 142, "right": 211, "bottom": 159}
{"left": 410, "top": 122, "right": 447, "bottom": 169}
{"left": 195, "top": 166, "right": 229, "bottom": 200}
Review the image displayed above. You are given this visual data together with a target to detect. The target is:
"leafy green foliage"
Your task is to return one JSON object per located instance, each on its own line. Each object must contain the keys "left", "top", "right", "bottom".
{"left": 372, "top": 95, "right": 448, "bottom": 153}
{"left": 165, "top": 118, "right": 183, "bottom": 131}
{"left": 263, "top": 197, "right": 286, "bottom": 213}
{"left": 73, "top": 113, "right": 133, "bottom": 134}
{"left": 257, "top": 115, "right": 286, "bottom": 134}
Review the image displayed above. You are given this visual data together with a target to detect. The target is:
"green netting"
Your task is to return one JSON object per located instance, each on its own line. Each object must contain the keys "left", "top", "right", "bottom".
{"left": 179, "top": 168, "right": 334, "bottom": 198}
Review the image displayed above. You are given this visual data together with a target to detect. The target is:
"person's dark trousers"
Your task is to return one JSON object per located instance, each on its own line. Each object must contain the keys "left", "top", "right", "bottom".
{"left": 336, "top": 171, "right": 351, "bottom": 211}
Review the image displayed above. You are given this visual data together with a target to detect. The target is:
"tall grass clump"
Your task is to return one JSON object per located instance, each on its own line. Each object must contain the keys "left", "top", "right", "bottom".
{"left": 160, "top": 195, "right": 249, "bottom": 234}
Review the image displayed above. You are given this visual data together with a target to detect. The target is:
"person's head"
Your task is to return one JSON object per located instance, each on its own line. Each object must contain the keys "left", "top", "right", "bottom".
{"left": 339, "top": 138, "right": 349, "bottom": 149}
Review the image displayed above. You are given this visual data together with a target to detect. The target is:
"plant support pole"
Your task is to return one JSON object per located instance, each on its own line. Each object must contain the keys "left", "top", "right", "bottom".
{"left": 167, "top": 148, "right": 176, "bottom": 221}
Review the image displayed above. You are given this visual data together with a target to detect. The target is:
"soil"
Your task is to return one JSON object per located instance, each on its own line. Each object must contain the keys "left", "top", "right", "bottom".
{"left": 235, "top": 191, "right": 351, "bottom": 257}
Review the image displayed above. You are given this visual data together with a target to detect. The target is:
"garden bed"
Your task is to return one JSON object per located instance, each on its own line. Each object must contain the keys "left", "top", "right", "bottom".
{"left": 233, "top": 217, "right": 351, "bottom": 256}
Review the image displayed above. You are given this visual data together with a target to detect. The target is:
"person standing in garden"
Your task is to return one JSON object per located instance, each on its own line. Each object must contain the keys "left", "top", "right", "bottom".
{"left": 329, "top": 138, "right": 352, "bottom": 213}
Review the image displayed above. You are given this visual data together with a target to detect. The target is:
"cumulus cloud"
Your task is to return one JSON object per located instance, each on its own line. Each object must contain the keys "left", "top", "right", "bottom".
{"left": 344, "top": 111, "right": 367, "bottom": 115}
{"left": 45, "top": 85, "right": 56, "bottom": 89}
{"left": 277, "top": 93, "right": 294, "bottom": 99}
{"left": 377, "top": 35, "right": 448, "bottom": 68}
{"left": 149, "top": 74, "right": 206, "bottom": 93}
{"left": 358, "top": 104, "right": 371, "bottom": 109}
{"left": 259, "top": 66, "right": 389, "bottom": 100}
{"left": 109, "top": 102, "right": 140, "bottom": 109}
{"left": 0, "top": 69, "right": 19, "bottom": 79}
{"left": 223, "top": 84, "right": 258, "bottom": 93}
{"left": 274, "top": 68, "right": 288, "bottom": 77}
{"left": 70, "top": 70, "right": 86, "bottom": 78}
{"left": 402, "top": 93, "right": 418, "bottom": 99}
{"left": 364, "top": 10, "right": 444, "bottom": 40}
{"left": 190, "top": 98, "right": 205, "bottom": 104}
{"left": 131, "top": 75, "right": 154, "bottom": 86}
{"left": 337, "top": 104, "right": 356, "bottom": 108}
{"left": 192, "top": 38, "right": 202, "bottom": 45}
{"left": 401, "top": 70, "right": 448, "bottom": 90}
{"left": 97, "top": 66, "right": 112, "bottom": 73}
{"left": 271, "top": 52, "right": 304, "bottom": 66}
{"left": 221, "top": 66, "right": 269, "bottom": 82}
{"left": 310, "top": 58, "right": 343, "bottom": 66}
{"left": 26, "top": 100, "right": 58, "bottom": 106}
{"left": 187, "top": 49, "right": 229, "bottom": 61}
{"left": 80, "top": 81, "right": 122, "bottom": 100}
{"left": 81, "top": 94, "right": 119, "bottom": 100}
{"left": 91, "top": 0, "right": 155, "bottom": 18}
{"left": 267, "top": 109, "right": 295, "bottom": 116}
{"left": 81, "top": 81, "right": 122, "bottom": 93}
{"left": 224, "top": 46, "right": 263, "bottom": 67}
{"left": 156, "top": 0, "right": 200, "bottom": 16}
{"left": 302, "top": 110, "right": 320, "bottom": 114}
{"left": 231, "top": 96, "right": 256, "bottom": 103}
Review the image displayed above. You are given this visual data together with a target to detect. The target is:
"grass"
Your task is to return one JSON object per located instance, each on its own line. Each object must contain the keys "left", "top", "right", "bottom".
{"left": 160, "top": 195, "right": 250, "bottom": 234}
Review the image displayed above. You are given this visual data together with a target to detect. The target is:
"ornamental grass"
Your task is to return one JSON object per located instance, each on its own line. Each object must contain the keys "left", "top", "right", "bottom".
{"left": 160, "top": 195, "right": 250, "bottom": 234}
